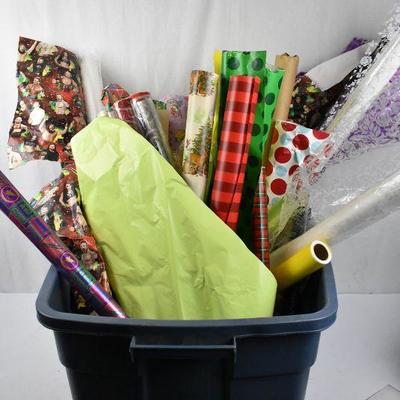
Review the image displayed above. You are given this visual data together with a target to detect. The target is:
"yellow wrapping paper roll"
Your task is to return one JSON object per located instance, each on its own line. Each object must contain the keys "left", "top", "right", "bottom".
{"left": 273, "top": 54, "right": 299, "bottom": 121}
{"left": 270, "top": 240, "right": 332, "bottom": 290}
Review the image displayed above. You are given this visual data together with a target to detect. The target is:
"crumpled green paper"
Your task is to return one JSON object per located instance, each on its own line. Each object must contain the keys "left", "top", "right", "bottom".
{"left": 71, "top": 117, "right": 276, "bottom": 320}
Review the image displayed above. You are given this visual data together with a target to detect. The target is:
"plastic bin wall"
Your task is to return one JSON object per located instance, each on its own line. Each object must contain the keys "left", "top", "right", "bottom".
{"left": 36, "top": 264, "right": 338, "bottom": 400}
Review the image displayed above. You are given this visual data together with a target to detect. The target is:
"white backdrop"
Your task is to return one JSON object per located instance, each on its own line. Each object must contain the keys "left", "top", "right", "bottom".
{"left": 0, "top": 0, "right": 398, "bottom": 293}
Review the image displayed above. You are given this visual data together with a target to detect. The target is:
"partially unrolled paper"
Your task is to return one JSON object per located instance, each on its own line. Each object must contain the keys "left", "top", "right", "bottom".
{"left": 274, "top": 54, "right": 299, "bottom": 121}
{"left": 270, "top": 169, "right": 400, "bottom": 267}
{"left": 317, "top": 31, "right": 400, "bottom": 170}
{"left": 271, "top": 240, "right": 332, "bottom": 290}
{"left": 80, "top": 53, "right": 104, "bottom": 122}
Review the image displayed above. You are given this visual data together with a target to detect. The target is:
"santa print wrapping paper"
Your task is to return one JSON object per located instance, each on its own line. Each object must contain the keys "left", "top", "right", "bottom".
{"left": 211, "top": 75, "right": 260, "bottom": 231}
{"left": 8, "top": 37, "right": 87, "bottom": 169}
{"left": 266, "top": 120, "right": 332, "bottom": 207}
{"left": 30, "top": 163, "right": 112, "bottom": 313}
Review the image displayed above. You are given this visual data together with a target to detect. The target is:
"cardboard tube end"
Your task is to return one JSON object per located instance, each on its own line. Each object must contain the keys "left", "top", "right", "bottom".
{"left": 311, "top": 241, "right": 332, "bottom": 265}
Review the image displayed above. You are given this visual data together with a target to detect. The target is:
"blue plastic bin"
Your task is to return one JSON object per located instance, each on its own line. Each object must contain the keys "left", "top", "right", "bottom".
{"left": 36, "top": 264, "right": 337, "bottom": 400}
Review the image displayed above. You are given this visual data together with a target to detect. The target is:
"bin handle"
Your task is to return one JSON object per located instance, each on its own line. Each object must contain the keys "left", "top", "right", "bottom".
{"left": 130, "top": 336, "right": 237, "bottom": 362}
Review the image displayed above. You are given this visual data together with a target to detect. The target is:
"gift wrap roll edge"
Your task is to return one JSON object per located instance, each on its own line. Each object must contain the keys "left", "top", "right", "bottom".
{"left": 271, "top": 240, "right": 332, "bottom": 290}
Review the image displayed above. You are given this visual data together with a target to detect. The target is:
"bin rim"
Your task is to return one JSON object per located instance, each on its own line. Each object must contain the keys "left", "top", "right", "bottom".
{"left": 36, "top": 264, "right": 337, "bottom": 338}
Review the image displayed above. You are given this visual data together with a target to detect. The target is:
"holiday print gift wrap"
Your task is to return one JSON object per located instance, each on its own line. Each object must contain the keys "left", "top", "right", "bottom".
{"left": 8, "top": 37, "right": 87, "bottom": 169}
{"left": 182, "top": 70, "right": 218, "bottom": 199}
{"left": 211, "top": 76, "right": 260, "bottom": 231}
{"left": 0, "top": 170, "right": 125, "bottom": 318}
{"left": 252, "top": 166, "right": 270, "bottom": 268}
{"left": 71, "top": 117, "right": 277, "bottom": 319}
{"left": 161, "top": 95, "right": 188, "bottom": 172}
{"left": 266, "top": 120, "right": 332, "bottom": 207}
{"left": 289, "top": 42, "right": 369, "bottom": 129}
{"left": 30, "top": 163, "right": 112, "bottom": 314}
{"left": 290, "top": 75, "right": 339, "bottom": 129}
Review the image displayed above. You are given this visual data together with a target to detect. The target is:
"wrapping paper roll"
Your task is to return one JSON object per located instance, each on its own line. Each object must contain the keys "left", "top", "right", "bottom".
{"left": 205, "top": 50, "right": 223, "bottom": 201}
{"left": 130, "top": 92, "right": 174, "bottom": 165}
{"left": 0, "top": 170, "right": 126, "bottom": 318}
{"left": 161, "top": 95, "right": 188, "bottom": 172}
{"left": 30, "top": 163, "right": 112, "bottom": 313}
{"left": 270, "top": 169, "right": 400, "bottom": 268}
{"left": 211, "top": 76, "right": 260, "bottom": 231}
{"left": 153, "top": 100, "right": 170, "bottom": 139}
{"left": 112, "top": 97, "right": 142, "bottom": 132}
{"left": 274, "top": 54, "right": 299, "bottom": 121}
{"left": 80, "top": 52, "right": 104, "bottom": 122}
{"left": 219, "top": 51, "right": 267, "bottom": 243}
{"left": 182, "top": 70, "right": 218, "bottom": 199}
{"left": 252, "top": 166, "right": 270, "bottom": 267}
{"left": 316, "top": 31, "right": 400, "bottom": 172}
{"left": 271, "top": 241, "right": 332, "bottom": 290}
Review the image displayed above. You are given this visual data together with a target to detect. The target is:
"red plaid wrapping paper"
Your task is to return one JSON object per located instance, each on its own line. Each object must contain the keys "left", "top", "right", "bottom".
{"left": 211, "top": 76, "right": 260, "bottom": 231}
{"left": 113, "top": 97, "right": 137, "bottom": 128}
{"left": 252, "top": 166, "right": 270, "bottom": 268}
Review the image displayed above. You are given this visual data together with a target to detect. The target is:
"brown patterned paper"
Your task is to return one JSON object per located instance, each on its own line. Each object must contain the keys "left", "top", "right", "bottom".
{"left": 8, "top": 37, "right": 87, "bottom": 169}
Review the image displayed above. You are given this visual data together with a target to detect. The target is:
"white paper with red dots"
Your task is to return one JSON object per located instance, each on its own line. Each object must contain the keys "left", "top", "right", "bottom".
{"left": 266, "top": 120, "right": 332, "bottom": 208}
